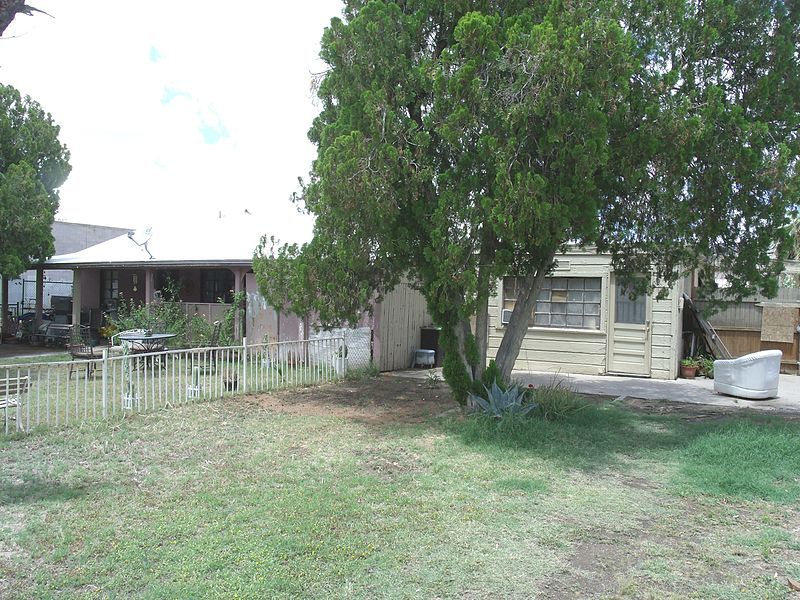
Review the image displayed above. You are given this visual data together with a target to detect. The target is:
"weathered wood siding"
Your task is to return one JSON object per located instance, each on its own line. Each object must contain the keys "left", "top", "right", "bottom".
{"left": 696, "top": 289, "right": 800, "bottom": 373}
{"left": 488, "top": 251, "right": 683, "bottom": 379}
{"left": 376, "top": 282, "right": 434, "bottom": 372}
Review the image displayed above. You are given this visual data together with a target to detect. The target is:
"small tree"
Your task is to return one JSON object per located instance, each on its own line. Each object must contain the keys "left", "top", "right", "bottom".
{"left": 255, "top": 0, "right": 799, "bottom": 403}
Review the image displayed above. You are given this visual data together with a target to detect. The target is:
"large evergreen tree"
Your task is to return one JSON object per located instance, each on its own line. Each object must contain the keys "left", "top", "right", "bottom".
{"left": 0, "top": 84, "right": 70, "bottom": 280}
{"left": 255, "top": 0, "right": 799, "bottom": 402}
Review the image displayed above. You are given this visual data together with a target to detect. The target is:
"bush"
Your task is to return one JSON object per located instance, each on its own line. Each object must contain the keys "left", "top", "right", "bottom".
{"left": 344, "top": 362, "right": 380, "bottom": 381}
{"left": 697, "top": 356, "right": 715, "bottom": 379}
{"left": 110, "top": 277, "right": 240, "bottom": 348}
{"left": 529, "top": 381, "right": 589, "bottom": 421}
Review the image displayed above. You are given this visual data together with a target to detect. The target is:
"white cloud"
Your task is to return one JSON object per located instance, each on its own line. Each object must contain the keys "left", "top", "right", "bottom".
{"left": 1, "top": 0, "right": 342, "bottom": 244}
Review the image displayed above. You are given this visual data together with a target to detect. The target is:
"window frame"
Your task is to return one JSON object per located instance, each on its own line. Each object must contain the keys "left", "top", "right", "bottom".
{"left": 501, "top": 275, "right": 605, "bottom": 332}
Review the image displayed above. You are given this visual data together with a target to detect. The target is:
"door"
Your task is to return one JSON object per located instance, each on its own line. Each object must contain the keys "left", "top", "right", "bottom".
{"left": 608, "top": 276, "right": 651, "bottom": 376}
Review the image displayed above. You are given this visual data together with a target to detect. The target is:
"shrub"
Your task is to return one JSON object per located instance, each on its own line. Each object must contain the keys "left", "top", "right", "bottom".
{"left": 468, "top": 381, "right": 537, "bottom": 419}
{"left": 529, "top": 382, "right": 588, "bottom": 421}
{"left": 344, "top": 362, "right": 380, "bottom": 381}
{"left": 697, "top": 356, "right": 715, "bottom": 379}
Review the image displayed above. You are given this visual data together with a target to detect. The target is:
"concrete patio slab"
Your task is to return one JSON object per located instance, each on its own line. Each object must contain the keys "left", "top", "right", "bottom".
{"left": 514, "top": 371, "right": 800, "bottom": 413}
{"left": 387, "top": 367, "right": 800, "bottom": 413}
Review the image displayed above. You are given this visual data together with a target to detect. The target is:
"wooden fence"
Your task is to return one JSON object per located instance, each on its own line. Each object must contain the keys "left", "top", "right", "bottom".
{"left": 695, "top": 288, "right": 800, "bottom": 374}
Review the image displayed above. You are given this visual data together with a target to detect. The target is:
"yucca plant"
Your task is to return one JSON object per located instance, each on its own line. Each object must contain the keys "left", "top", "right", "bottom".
{"left": 468, "top": 381, "right": 538, "bottom": 419}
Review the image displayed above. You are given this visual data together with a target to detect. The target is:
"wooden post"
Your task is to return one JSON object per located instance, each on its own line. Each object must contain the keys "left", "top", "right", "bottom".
{"left": 233, "top": 269, "right": 243, "bottom": 341}
{"left": 35, "top": 267, "right": 44, "bottom": 329}
{"left": 145, "top": 269, "right": 154, "bottom": 305}
{"left": 71, "top": 269, "right": 82, "bottom": 327}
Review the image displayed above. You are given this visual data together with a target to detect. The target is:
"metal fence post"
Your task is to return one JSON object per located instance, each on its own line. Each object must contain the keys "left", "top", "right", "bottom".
{"left": 242, "top": 337, "right": 247, "bottom": 395}
{"left": 102, "top": 348, "right": 108, "bottom": 419}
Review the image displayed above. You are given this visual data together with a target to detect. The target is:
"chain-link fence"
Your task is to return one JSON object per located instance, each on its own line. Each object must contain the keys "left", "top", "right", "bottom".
{"left": 309, "top": 326, "right": 373, "bottom": 373}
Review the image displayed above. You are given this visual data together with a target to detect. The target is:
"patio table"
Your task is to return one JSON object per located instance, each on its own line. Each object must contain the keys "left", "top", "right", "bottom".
{"left": 118, "top": 332, "right": 177, "bottom": 370}
{"left": 118, "top": 332, "right": 177, "bottom": 353}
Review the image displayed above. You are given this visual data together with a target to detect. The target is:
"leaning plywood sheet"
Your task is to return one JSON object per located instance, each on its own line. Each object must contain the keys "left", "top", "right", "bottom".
{"left": 760, "top": 304, "right": 799, "bottom": 344}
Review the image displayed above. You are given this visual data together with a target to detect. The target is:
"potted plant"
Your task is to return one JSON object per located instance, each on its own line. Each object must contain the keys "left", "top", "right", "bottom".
{"left": 334, "top": 344, "right": 348, "bottom": 376}
{"left": 680, "top": 357, "right": 699, "bottom": 379}
{"left": 697, "top": 356, "right": 714, "bottom": 379}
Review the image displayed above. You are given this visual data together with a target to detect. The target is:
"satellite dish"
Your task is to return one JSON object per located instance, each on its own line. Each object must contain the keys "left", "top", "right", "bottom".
{"left": 127, "top": 226, "right": 154, "bottom": 259}
{"left": 127, "top": 227, "right": 152, "bottom": 246}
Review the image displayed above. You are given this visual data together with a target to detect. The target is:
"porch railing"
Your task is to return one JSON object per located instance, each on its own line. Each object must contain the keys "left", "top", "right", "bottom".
{"left": 2, "top": 337, "right": 345, "bottom": 435}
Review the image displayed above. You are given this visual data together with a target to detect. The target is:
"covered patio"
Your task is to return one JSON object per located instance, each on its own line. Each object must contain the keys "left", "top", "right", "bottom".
{"left": 31, "top": 222, "right": 259, "bottom": 341}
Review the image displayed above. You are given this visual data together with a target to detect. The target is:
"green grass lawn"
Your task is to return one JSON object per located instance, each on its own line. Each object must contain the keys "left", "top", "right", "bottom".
{"left": 2, "top": 376, "right": 800, "bottom": 599}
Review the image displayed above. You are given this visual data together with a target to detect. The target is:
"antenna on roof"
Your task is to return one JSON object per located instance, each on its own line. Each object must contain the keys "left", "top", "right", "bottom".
{"left": 127, "top": 227, "right": 154, "bottom": 259}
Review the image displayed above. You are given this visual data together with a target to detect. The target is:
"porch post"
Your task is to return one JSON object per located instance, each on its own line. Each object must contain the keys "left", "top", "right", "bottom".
{"left": 0, "top": 276, "right": 8, "bottom": 343}
{"left": 35, "top": 267, "right": 44, "bottom": 328}
{"left": 233, "top": 269, "right": 243, "bottom": 341}
{"left": 145, "top": 269, "right": 154, "bottom": 305}
{"left": 72, "top": 268, "right": 82, "bottom": 327}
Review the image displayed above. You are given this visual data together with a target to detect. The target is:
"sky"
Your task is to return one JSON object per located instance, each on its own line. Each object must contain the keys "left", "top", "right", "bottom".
{"left": 1, "top": 0, "right": 342, "bottom": 244}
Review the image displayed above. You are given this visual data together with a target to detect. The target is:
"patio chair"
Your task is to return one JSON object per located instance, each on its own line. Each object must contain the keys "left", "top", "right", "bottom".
{"left": 713, "top": 350, "right": 781, "bottom": 400}
{"left": 67, "top": 326, "right": 101, "bottom": 379}
{"left": 67, "top": 341, "right": 101, "bottom": 379}
{"left": 193, "top": 321, "right": 221, "bottom": 373}
{"left": 109, "top": 329, "right": 149, "bottom": 356}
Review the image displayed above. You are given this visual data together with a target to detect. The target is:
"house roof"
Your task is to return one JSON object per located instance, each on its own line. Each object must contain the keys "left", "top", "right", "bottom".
{"left": 41, "top": 218, "right": 268, "bottom": 269}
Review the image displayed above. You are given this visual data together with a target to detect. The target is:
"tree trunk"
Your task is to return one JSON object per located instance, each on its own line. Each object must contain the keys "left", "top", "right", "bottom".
{"left": 474, "top": 290, "right": 489, "bottom": 380}
{"left": 473, "top": 245, "right": 493, "bottom": 381}
{"left": 494, "top": 251, "right": 556, "bottom": 382}
{"left": 453, "top": 316, "right": 475, "bottom": 378}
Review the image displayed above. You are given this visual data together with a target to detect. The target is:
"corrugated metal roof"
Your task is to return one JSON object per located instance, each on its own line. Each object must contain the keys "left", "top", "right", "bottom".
{"left": 42, "top": 218, "right": 267, "bottom": 269}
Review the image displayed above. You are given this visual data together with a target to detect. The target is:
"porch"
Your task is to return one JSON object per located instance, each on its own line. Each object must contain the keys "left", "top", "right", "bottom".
{"left": 18, "top": 265, "right": 245, "bottom": 341}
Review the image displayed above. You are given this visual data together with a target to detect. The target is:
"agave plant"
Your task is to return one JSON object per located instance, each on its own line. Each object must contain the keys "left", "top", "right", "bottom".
{"left": 468, "top": 381, "right": 537, "bottom": 418}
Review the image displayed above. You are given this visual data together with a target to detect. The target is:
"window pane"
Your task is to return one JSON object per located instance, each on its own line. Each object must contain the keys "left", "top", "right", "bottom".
{"left": 536, "top": 289, "right": 550, "bottom": 301}
{"left": 615, "top": 287, "right": 647, "bottom": 324}
{"left": 583, "top": 316, "right": 600, "bottom": 329}
{"left": 567, "top": 290, "right": 583, "bottom": 302}
{"left": 585, "top": 278, "right": 601, "bottom": 290}
{"left": 551, "top": 278, "right": 567, "bottom": 290}
{"left": 568, "top": 278, "right": 584, "bottom": 290}
{"left": 550, "top": 314, "right": 566, "bottom": 327}
{"left": 504, "top": 278, "right": 517, "bottom": 301}
{"left": 533, "top": 314, "right": 550, "bottom": 326}
{"left": 567, "top": 302, "right": 583, "bottom": 314}
{"left": 566, "top": 314, "right": 583, "bottom": 327}
{"left": 584, "top": 291, "right": 601, "bottom": 303}
{"left": 551, "top": 290, "right": 567, "bottom": 302}
{"left": 540, "top": 279, "right": 551, "bottom": 290}
{"left": 551, "top": 302, "right": 566, "bottom": 314}
{"left": 585, "top": 303, "right": 600, "bottom": 315}
{"left": 535, "top": 302, "right": 550, "bottom": 314}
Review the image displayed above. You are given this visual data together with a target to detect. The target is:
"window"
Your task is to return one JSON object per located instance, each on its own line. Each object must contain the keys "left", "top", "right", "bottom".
{"left": 503, "top": 276, "right": 602, "bottom": 330}
{"left": 100, "top": 269, "right": 119, "bottom": 311}
{"left": 615, "top": 283, "right": 647, "bottom": 325}
{"left": 200, "top": 269, "right": 234, "bottom": 303}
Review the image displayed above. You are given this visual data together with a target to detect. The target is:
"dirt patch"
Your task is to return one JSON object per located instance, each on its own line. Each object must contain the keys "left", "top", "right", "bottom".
{"left": 246, "top": 375, "right": 461, "bottom": 425}
{"left": 353, "top": 447, "right": 426, "bottom": 482}
{"left": 580, "top": 393, "right": 800, "bottom": 421}
{"left": 539, "top": 531, "right": 644, "bottom": 599}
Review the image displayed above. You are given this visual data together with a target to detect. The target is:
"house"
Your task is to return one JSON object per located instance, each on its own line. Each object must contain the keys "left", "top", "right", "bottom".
{"left": 2, "top": 220, "right": 129, "bottom": 319}
{"left": 34, "top": 218, "right": 298, "bottom": 342}
{"left": 489, "top": 249, "right": 686, "bottom": 380}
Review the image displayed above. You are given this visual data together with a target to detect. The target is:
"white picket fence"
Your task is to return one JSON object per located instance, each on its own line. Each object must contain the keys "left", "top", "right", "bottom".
{"left": 1, "top": 337, "right": 347, "bottom": 435}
